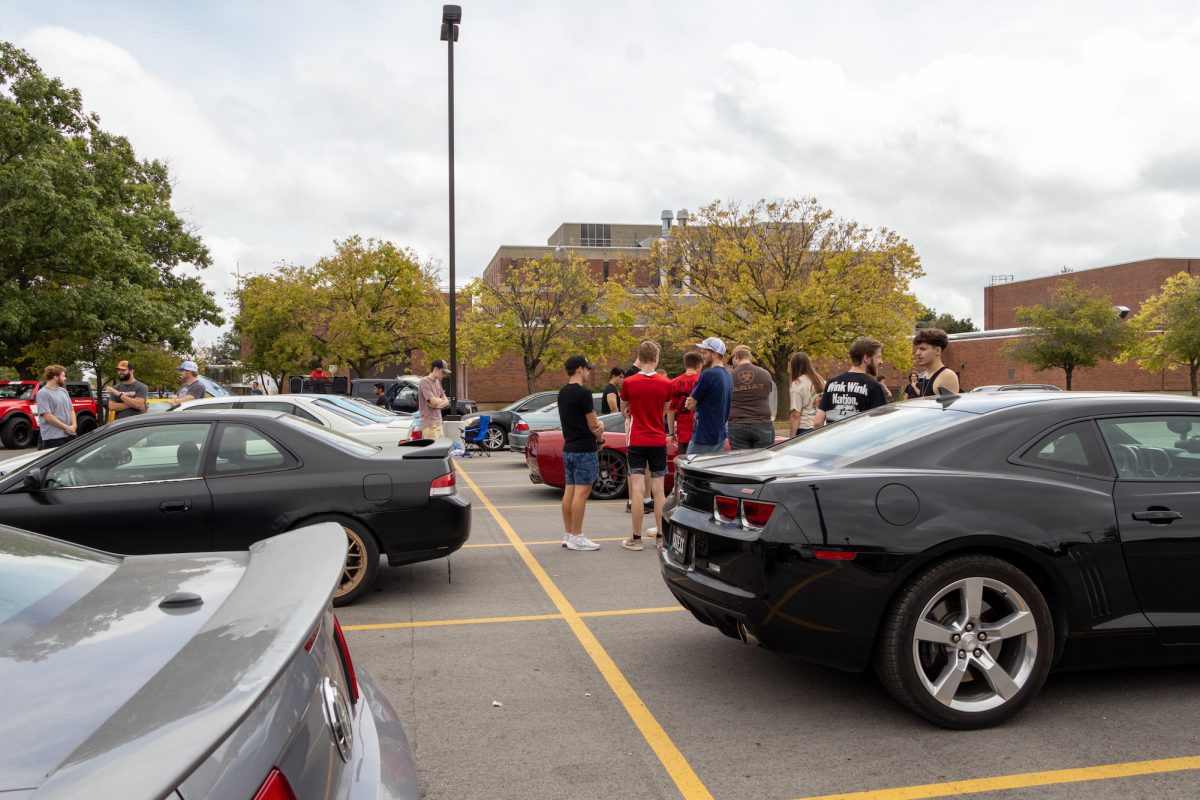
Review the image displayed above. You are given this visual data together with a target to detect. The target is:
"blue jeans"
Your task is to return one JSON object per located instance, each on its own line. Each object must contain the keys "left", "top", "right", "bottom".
{"left": 727, "top": 423, "right": 775, "bottom": 450}
{"left": 687, "top": 440, "right": 726, "bottom": 455}
{"left": 563, "top": 451, "right": 599, "bottom": 485}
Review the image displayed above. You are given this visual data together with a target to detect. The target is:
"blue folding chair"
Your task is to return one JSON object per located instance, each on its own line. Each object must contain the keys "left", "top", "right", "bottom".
{"left": 462, "top": 414, "right": 492, "bottom": 457}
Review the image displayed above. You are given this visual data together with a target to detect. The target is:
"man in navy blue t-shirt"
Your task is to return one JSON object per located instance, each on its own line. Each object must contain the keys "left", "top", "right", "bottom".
{"left": 684, "top": 337, "right": 732, "bottom": 454}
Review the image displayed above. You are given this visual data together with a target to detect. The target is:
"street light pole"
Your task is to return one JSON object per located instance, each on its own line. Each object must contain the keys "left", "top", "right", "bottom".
{"left": 440, "top": 5, "right": 461, "bottom": 413}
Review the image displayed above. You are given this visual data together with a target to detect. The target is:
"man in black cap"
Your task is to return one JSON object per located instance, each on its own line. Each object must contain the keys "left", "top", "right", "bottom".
{"left": 105, "top": 359, "right": 149, "bottom": 420}
{"left": 418, "top": 359, "right": 452, "bottom": 439}
{"left": 558, "top": 355, "right": 605, "bottom": 551}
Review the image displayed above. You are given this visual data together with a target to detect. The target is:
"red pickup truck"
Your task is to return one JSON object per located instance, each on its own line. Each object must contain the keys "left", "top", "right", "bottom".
{"left": 0, "top": 381, "right": 100, "bottom": 449}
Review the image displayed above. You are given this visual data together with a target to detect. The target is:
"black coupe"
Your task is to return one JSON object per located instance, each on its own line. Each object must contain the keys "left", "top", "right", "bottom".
{"left": 0, "top": 410, "right": 470, "bottom": 604}
{"left": 662, "top": 391, "right": 1200, "bottom": 728}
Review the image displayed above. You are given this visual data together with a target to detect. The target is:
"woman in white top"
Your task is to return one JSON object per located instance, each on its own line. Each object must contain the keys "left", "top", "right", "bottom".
{"left": 788, "top": 351, "right": 825, "bottom": 437}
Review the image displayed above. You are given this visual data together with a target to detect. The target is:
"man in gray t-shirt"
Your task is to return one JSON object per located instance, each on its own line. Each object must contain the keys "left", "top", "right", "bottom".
{"left": 107, "top": 359, "right": 150, "bottom": 420}
{"left": 36, "top": 365, "right": 77, "bottom": 449}
{"left": 170, "top": 360, "right": 206, "bottom": 407}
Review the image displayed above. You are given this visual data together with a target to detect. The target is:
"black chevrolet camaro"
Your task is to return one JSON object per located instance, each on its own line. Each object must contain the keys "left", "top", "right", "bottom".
{"left": 662, "top": 391, "right": 1200, "bottom": 728}
{"left": 0, "top": 410, "right": 470, "bottom": 604}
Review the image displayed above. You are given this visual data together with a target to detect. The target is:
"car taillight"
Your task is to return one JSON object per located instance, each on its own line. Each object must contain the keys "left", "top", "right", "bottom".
{"left": 252, "top": 768, "right": 296, "bottom": 800}
{"left": 741, "top": 500, "right": 776, "bottom": 529}
{"left": 303, "top": 618, "right": 323, "bottom": 653}
{"left": 411, "top": 428, "right": 422, "bottom": 440}
{"left": 813, "top": 549, "right": 857, "bottom": 561}
{"left": 515, "top": 421, "right": 529, "bottom": 431}
{"left": 430, "top": 471, "right": 456, "bottom": 497}
{"left": 714, "top": 496, "right": 739, "bottom": 523}
{"left": 332, "top": 615, "right": 359, "bottom": 704}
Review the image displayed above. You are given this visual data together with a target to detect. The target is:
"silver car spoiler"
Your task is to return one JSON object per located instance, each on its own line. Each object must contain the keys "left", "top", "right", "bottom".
{"left": 32, "top": 524, "right": 346, "bottom": 800}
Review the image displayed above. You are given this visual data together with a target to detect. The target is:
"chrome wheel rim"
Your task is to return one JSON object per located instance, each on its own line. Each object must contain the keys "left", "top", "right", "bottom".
{"left": 335, "top": 527, "right": 367, "bottom": 599}
{"left": 483, "top": 427, "right": 505, "bottom": 449}
{"left": 911, "top": 576, "right": 1038, "bottom": 713}
{"left": 593, "top": 453, "right": 626, "bottom": 499}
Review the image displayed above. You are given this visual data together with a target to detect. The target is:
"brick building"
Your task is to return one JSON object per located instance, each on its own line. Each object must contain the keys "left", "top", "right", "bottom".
{"left": 946, "top": 258, "right": 1199, "bottom": 392}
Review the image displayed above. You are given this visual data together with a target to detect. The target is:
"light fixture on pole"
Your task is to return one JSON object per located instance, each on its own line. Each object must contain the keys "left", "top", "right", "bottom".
{"left": 440, "top": 5, "right": 461, "bottom": 412}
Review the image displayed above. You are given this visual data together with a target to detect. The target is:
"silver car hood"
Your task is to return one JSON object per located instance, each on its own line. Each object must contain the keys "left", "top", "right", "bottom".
{"left": 1, "top": 524, "right": 344, "bottom": 799}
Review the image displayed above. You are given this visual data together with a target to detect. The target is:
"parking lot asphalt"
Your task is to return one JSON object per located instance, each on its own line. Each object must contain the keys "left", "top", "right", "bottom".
{"left": 1, "top": 445, "right": 1197, "bottom": 799}
{"left": 338, "top": 451, "right": 1200, "bottom": 800}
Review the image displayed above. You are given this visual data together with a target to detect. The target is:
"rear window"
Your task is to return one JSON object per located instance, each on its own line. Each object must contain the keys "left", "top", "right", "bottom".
{"left": 0, "top": 383, "right": 33, "bottom": 400}
{"left": 772, "top": 405, "right": 973, "bottom": 467}
{"left": 278, "top": 415, "right": 379, "bottom": 456}
{"left": 0, "top": 529, "right": 118, "bottom": 650}
{"left": 325, "top": 396, "right": 396, "bottom": 423}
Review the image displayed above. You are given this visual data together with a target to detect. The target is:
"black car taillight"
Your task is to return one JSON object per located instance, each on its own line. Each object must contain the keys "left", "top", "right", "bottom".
{"left": 251, "top": 768, "right": 296, "bottom": 800}
{"left": 741, "top": 500, "right": 776, "bottom": 529}
{"left": 713, "top": 496, "right": 739, "bottom": 523}
{"left": 430, "top": 471, "right": 456, "bottom": 497}
{"left": 332, "top": 615, "right": 360, "bottom": 705}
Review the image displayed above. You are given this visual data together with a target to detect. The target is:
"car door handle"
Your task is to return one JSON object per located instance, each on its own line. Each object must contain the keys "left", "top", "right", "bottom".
{"left": 1132, "top": 509, "right": 1183, "bottom": 523}
{"left": 160, "top": 500, "right": 191, "bottom": 513}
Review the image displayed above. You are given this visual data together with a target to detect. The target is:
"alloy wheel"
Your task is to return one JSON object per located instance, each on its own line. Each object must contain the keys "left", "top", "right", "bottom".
{"left": 483, "top": 426, "right": 506, "bottom": 450}
{"left": 335, "top": 527, "right": 367, "bottom": 600}
{"left": 591, "top": 451, "right": 627, "bottom": 500}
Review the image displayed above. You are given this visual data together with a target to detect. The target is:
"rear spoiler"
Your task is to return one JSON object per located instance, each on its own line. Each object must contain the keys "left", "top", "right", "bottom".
{"left": 32, "top": 525, "right": 346, "bottom": 800}
{"left": 397, "top": 438, "right": 454, "bottom": 458}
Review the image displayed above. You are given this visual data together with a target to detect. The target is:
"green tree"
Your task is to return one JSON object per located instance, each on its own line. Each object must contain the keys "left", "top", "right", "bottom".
{"left": 1121, "top": 272, "right": 1200, "bottom": 396}
{"left": 463, "top": 253, "right": 636, "bottom": 393}
{"left": 1004, "top": 280, "right": 1133, "bottom": 390}
{"left": 917, "top": 305, "right": 977, "bottom": 334}
{"left": 233, "top": 269, "right": 320, "bottom": 392}
{"left": 639, "top": 198, "right": 924, "bottom": 419}
{"left": 0, "top": 42, "right": 220, "bottom": 378}
{"left": 309, "top": 237, "right": 446, "bottom": 379}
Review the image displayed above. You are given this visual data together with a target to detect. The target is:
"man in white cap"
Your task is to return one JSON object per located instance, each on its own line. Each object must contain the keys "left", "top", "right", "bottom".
{"left": 169, "top": 360, "right": 206, "bottom": 407}
{"left": 683, "top": 337, "right": 732, "bottom": 454}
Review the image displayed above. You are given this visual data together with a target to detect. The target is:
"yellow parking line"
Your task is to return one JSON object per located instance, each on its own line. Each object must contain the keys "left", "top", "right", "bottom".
{"left": 462, "top": 482, "right": 548, "bottom": 488}
{"left": 341, "top": 606, "right": 685, "bottom": 632}
{"left": 795, "top": 755, "right": 1200, "bottom": 800}
{"left": 463, "top": 536, "right": 627, "bottom": 549}
{"left": 456, "top": 462, "right": 714, "bottom": 800}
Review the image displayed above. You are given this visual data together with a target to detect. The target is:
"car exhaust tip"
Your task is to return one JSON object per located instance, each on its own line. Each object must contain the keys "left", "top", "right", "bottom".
{"left": 737, "top": 621, "right": 760, "bottom": 647}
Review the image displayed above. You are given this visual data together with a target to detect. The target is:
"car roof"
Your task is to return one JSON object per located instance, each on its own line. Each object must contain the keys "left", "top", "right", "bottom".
{"left": 914, "top": 390, "right": 1200, "bottom": 415}
{"left": 117, "top": 408, "right": 289, "bottom": 424}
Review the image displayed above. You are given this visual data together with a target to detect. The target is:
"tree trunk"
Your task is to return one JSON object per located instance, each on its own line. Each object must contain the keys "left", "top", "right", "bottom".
{"left": 1064, "top": 365, "right": 1074, "bottom": 391}
{"left": 773, "top": 371, "right": 790, "bottom": 422}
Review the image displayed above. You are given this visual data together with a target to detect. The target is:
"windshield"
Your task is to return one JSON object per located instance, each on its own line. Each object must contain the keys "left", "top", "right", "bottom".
{"left": 772, "top": 405, "right": 974, "bottom": 467}
{"left": 0, "top": 384, "right": 33, "bottom": 400}
{"left": 197, "top": 376, "right": 232, "bottom": 398}
{"left": 311, "top": 398, "right": 374, "bottom": 426}
{"left": 0, "top": 528, "right": 119, "bottom": 650}
{"left": 325, "top": 396, "right": 398, "bottom": 423}
{"left": 278, "top": 414, "right": 378, "bottom": 456}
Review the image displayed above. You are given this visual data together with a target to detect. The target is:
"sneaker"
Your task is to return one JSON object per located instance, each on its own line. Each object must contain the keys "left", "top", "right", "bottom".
{"left": 562, "top": 533, "right": 571, "bottom": 548}
{"left": 565, "top": 534, "right": 600, "bottom": 551}
{"left": 620, "top": 537, "right": 645, "bottom": 551}
{"left": 648, "top": 527, "right": 662, "bottom": 546}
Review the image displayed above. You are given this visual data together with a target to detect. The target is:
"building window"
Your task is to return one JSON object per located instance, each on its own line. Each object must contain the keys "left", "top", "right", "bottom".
{"left": 1007, "top": 368, "right": 1016, "bottom": 381}
{"left": 602, "top": 260, "right": 609, "bottom": 281}
{"left": 580, "top": 223, "right": 611, "bottom": 247}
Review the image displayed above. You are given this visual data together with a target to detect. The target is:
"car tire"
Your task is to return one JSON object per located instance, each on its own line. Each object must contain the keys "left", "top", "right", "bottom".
{"left": 591, "top": 450, "right": 628, "bottom": 500}
{"left": 483, "top": 425, "right": 507, "bottom": 451}
{"left": 76, "top": 414, "right": 98, "bottom": 435}
{"left": 298, "top": 515, "right": 381, "bottom": 607}
{"left": 874, "top": 554, "right": 1053, "bottom": 729}
{"left": 0, "top": 416, "right": 35, "bottom": 450}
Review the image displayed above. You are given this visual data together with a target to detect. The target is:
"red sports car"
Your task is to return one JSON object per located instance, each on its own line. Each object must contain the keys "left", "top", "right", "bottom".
{"left": 526, "top": 413, "right": 784, "bottom": 500}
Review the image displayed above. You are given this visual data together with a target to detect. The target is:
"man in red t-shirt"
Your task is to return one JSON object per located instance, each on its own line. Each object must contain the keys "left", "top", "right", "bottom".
{"left": 668, "top": 350, "right": 703, "bottom": 448}
{"left": 620, "top": 340, "right": 673, "bottom": 551}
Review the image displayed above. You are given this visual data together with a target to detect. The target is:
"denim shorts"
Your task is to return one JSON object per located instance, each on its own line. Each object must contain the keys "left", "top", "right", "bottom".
{"left": 563, "top": 451, "right": 599, "bottom": 485}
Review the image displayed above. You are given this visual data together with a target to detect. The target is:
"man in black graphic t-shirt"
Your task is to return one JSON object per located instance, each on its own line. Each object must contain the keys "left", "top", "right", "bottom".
{"left": 814, "top": 337, "right": 889, "bottom": 427}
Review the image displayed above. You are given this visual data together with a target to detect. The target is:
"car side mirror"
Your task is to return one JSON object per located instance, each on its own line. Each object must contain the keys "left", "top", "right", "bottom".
{"left": 23, "top": 468, "right": 44, "bottom": 493}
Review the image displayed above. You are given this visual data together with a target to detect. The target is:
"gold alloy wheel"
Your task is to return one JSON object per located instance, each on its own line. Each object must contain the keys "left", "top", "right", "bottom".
{"left": 335, "top": 526, "right": 367, "bottom": 600}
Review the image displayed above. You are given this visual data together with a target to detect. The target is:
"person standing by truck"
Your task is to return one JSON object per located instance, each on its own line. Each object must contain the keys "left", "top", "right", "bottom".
{"left": 418, "top": 360, "right": 452, "bottom": 439}
{"left": 106, "top": 360, "right": 149, "bottom": 420}
{"left": 36, "top": 365, "right": 76, "bottom": 450}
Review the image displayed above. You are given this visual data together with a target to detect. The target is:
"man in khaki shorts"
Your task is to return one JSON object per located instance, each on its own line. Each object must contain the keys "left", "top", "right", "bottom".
{"left": 418, "top": 359, "right": 452, "bottom": 439}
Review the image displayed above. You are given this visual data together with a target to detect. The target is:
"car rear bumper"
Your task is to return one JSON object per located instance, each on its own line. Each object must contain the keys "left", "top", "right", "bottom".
{"left": 352, "top": 667, "right": 419, "bottom": 799}
{"left": 369, "top": 495, "right": 471, "bottom": 567}
{"left": 508, "top": 433, "right": 530, "bottom": 452}
{"left": 658, "top": 512, "right": 877, "bottom": 673}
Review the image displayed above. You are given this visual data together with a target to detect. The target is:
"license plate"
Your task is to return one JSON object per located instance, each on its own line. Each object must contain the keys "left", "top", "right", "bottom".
{"left": 671, "top": 528, "right": 687, "bottom": 558}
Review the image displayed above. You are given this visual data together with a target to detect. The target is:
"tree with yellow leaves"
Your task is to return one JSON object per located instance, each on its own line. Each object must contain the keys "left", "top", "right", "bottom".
{"left": 638, "top": 198, "right": 923, "bottom": 419}
{"left": 1121, "top": 271, "right": 1200, "bottom": 396}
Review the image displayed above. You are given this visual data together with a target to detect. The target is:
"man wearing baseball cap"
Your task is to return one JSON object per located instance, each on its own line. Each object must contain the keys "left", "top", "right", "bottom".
{"left": 106, "top": 360, "right": 149, "bottom": 420}
{"left": 418, "top": 359, "right": 452, "bottom": 439}
{"left": 557, "top": 355, "right": 605, "bottom": 551}
{"left": 684, "top": 337, "right": 732, "bottom": 454}
{"left": 170, "top": 360, "right": 206, "bottom": 407}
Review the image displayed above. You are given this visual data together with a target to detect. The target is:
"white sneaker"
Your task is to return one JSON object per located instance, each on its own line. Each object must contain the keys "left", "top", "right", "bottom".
{"left": 565, "top": 534, "right": 600, "bottom": 551}
{"left": 562, "top": 533, "right": 571, "bottom": 548}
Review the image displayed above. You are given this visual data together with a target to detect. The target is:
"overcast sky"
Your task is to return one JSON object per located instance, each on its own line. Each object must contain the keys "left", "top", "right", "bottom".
{"left": 5, "top": 1, "right": 1200, "bottom": 344}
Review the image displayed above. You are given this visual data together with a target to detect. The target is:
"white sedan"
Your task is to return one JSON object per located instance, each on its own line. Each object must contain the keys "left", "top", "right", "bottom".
{"left": 175, "top": 394, "right": 415, "bottom": 446}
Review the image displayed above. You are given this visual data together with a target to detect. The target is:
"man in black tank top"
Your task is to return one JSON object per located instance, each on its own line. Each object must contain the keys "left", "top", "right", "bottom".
{"left": 913, "top": 328, "right": 960, "bottom": 396}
